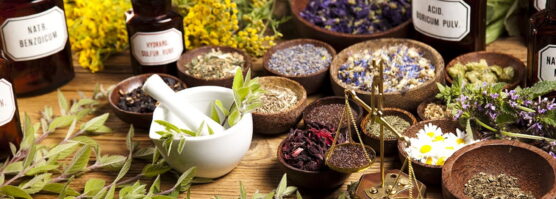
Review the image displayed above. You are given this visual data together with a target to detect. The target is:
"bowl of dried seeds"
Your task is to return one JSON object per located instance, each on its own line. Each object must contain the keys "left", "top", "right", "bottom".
{"left": 177, "top": 46, "right": 252, "bottom": 88}
{"left": 263, "top": 39, "right": 336, "bottom": 94}
{"left": 330, "top": 38, "right": 445, "bottom": 111}
{"left": 252, "top": 76, "right": 307, "bottom": 135}
{"left": 417, "top": 98, "right": 452, "bottom": 121}
{"left": 360, "top": 107, "right": 417, "bottom": 156}
{"left": 302, "top": 96, "right": 364, "bottom": 131}
{"left": 442, "top": 140, "right": 556, "bottom": 199}
{"left": 109, "top": 73, "right": 186, "bottom": 129}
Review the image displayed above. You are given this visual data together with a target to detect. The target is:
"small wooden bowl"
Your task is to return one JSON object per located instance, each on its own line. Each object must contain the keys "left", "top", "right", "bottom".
{"left": 361, "top": 108, "right": 417, "bottom": 156}
{"left": 330, "top": 38, "right": 445, "bottom": 111}
{"left": 289, "top": 0, "right": 411, "bottom": 50}
{"left": 416, "top": 98, "right": 451, "bottom": 121}
{"left": 252, "top": 76, "right": 307, "bottom": 135}
{"left": 277, "top": 137, "right": 351, "bottom": 189}
{"left": 302, "top": 96, "right": 364, "bottom": 130}
{"left": 177, "top": 46, "right": 252, "bottom": 88}
{"left": 442, "top": 140, "right": 556, "bottom": 199}
{"left": 445, "top": 51, "right": 526, "bottom": 90}
{"left": 109, "top": 73, "right": 186, "bottom": 129}
{"left": 263, "top": 39, "right": 336, "bottom": 94}
{"left": 397, "top": 119, "right": 462, "bottom": 185}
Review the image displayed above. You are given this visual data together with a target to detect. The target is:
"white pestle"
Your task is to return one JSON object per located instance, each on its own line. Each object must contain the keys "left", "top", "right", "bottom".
{"left": 142, "top": 74, "right": 225, "bottom": 136}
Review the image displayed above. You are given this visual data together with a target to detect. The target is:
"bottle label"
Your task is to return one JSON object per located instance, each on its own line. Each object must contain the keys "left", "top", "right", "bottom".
{"left": 535, "top": 0, "right": 546, "bottom": 11}
{"left": 0, "top": 7, "right": 69, "bottom": 62}
{"left": 0, "top": 79, "right": 16, "bottom": 126}
{"left": 412, "top": 0, "right": 471, "bottom": 41}
{"left": 538, "top": 45, "right": 556, "bottom": 81}
{"left": 131, "top": 28, "right": 184, "bottom": 66}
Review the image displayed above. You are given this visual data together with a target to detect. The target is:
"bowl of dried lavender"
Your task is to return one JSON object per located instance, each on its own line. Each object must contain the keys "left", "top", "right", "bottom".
{"left": 177, "top": 46, "right": 251, "bottom": 88}
{"left": 263, "top": 39, "right": 336, "bottom": 94}
{"left": 289, "top": 0, "right": 411, "bottom": 50}
{"left": 442, "top": 140, "right": 556, "bottom": 199}
{"left": 360, "top": 107, "right": 416, "bottom": 156}
{"left": 277, "top": 124, "right": 351, "bottom": 189}
{"left": 109, "top": 73, "right": 186, "bottom": 129}
{"left": 252, "top": 76, "right": 307, "bottom": 135}
{"left": 330, "top": 38, "right": 445, "bottom": 111}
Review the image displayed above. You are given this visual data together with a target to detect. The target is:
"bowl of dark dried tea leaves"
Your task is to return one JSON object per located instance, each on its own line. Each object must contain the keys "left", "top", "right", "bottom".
{"left": 302, "top": 96, "right": 364, "bottom": 131}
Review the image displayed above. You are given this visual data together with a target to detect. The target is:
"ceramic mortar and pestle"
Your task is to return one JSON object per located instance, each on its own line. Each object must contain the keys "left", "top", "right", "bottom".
{"left": 143, "top": 75, "right": 253, "bottom": 178}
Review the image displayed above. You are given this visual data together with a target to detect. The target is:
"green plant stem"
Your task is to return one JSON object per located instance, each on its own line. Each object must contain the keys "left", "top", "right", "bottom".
{"left": 516, "top": 105, "right": 536, "bottom": 113}
{"left": 500, "top": 131, "right": 556, "bottom": 142}
{"left": 73, "top": 173, "right": 144, "bottom": 199}
{"left": 472, "top": 118, "right": 498, "bottom": 132}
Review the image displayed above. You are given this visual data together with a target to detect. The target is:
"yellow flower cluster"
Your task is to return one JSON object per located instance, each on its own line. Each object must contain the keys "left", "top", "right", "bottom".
{"left": 182, "top": 0, "right": 282, "bottom": 57}
{"left": 64, "top": 0, "right": 130, "bottom": 72}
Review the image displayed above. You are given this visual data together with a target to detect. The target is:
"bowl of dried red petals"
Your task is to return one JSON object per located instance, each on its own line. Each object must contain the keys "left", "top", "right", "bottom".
{"left": 109, "top": 73, "right": 186, "bottom": 129}
{"left": 277, "top": 124, "right": 350, "bottom": 189}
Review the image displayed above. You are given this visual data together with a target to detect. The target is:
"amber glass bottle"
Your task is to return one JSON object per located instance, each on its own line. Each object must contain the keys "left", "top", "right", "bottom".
{"left": 412, "top": 0, "right": 487, "bottom": 61}
{"left": 0, "top": 59, "right": 23, "bottom": 158}
{"left": 126, "top": 0, "right": 184, "bottom": 75}
{"left": 528, "top": 0, "right": 556, "bottom": 88}
{"left": 0, "top": 0, "right": 74, "bottom": 96}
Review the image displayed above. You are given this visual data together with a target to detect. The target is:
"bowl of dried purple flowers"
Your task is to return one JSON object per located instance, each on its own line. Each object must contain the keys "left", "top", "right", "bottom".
{"left": 277, "top": 124, "right": 351, "bottom": 189}
{"left": 289, "top": 0, "right": 412, "bottom": 50}
{"left": 177, "top": 46, "right": 252, "bottom": 88}
{"left": 109, "top": 73, "right": 186, "bottom": 129}
{"left": 330, "top": 38, "right": 445, "bottom": 111}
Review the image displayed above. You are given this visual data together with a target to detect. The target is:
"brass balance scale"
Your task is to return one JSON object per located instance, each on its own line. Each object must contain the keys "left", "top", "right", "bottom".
{"left": 325, "top": 59, "right": 426, "bottom": 199}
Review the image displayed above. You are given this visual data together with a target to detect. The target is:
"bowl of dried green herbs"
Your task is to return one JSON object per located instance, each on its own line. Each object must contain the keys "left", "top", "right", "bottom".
{"left": 442, "top": 140, "right": 556, "bottom": 199}
{"left": 177, "top": 46, "right": 251, "bottom": 88}
{"left": 360, "top": 107, "right": 417, "bottom": 156}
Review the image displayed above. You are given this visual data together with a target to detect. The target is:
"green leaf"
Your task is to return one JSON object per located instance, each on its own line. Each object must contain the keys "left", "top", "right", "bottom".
{"left": 57, "top": 177, "right": 74, "bottom": 199}
{"left": 84, "top": 178, "right": 106, "bottom": 196}
{"left": 210, "top": 103, "right": 221, "bottom": 124}
{"left": 46, "top": 142, "right": 79, "bottom": 160}
{"left": 76, "top": 109, "right": 93, "bottom": 121}
{"left": 22, "top": 145, "right": 36, "bottom": 168}
{"left": 152, "top": 196, "right": 175, "bottom": 199}
{"left": 541, "top": 110, "right": 556, "bottom": 127}
{"left": 9, "top": 142, "right": 17, "bottom": 157}
{"left": 69, "top": 98, "right": 98, "bottom": 113}
{"left": 276, "top": 174, "right": 287, "bottom": 197}
{"left": 48, "top": 115, "right": 76, "bottom": 132}
{"left": 0, "top": 185, "right": 32, "bottom": 199}
{"left": 25, "top": 164, "right": 59, "bottom": 176}
{"left": 519, "top": 81, "right": 556, "bottom": 98}
{"left": 72, "top": 136, "right": 99, "bottom": 148}
{"left": 80, "top": 113, "right": 110, "bottom": 132}
{"left": 236, "top": 87, "right": 250, "bottom": 102}
{"left": 141, "top": 163, "right": 172, "bottom": 178}
{"left": 207, "top": 125, "right": 215, "bottom": 136}
{"left": 282, "top": 187, "right": 297, "bottom": 197}
{"left": 214, "top": 100, "right": 229, "bottom": 115}
{"left": 0, "top": 173, "right": 4, "bottom": 185}
{"left": 57, "top": 89, "right": 69, "bottom": 115}
{"left": 20, "top": 114, "right": 35, "bottom": 151}
{"left": 228, "top": 110, "right": 240, "bottom": 127}
{"left": 239, "top": 182, "right": 247, "bottom": 199}
{"left": 147, "top": 175, "right": 161, "bottom": 195}
{"left": 119, "top": 181, "right": 146, "bottom": 199}
{"left": 63, "top": 145, "right": 92, "bottom": 175}
{"left": 127, "top": 125, "right": 135, "bottom": 151}
{"left": 97, "top": 155, "right": 126, "bottom": 170}
{"left": 4, "top": 161, "right": 23, "bottom": 174}
{"left": 104, "top": 185, "right": 116, "bottom": 199}
{"left": 176, "top": 167, "right": 196, "bottom": 191}
{"left": 19, "top": 173, "right": 51, "bottom": 194}
{"left": 466, "top": 119, "right": 475, "bottom": 141}
{"left": 64, "top": 118, "right": 78, "bottom": 140}
{"left": 296, "top": 191, "right": 302, "bottom": 199}
{"left": 133, "top": 147, "right": 155, "bottom": 161}
{"left": 42, "top": 183, "right": 80, "bottom": 196}
{"left": 177, "top": 138, "right": 186, "bottom": 154}
{"left": 114, "top": 156, "right": 132, "bottom": 183}
{"left": 155, "top": 120, "right": 181, "bottom": 133}
{"left": 232, "top": 68, "right": 244, "bottom": 91}
{"left": 264, "top": 191, "right": 275, "bottom": 199}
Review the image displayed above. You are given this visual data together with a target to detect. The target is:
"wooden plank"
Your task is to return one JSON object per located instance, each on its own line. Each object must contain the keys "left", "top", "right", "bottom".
{"left": 17, "top": 37, "right": 526, "bottom": 199}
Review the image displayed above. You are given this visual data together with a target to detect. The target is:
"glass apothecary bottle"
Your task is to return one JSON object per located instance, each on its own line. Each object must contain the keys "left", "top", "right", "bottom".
{"left": 528, "top": 0, "right": 556, "bottom": 88}
{"left": 412, "top": 0, "right": 487, "bottom": 61}
{"left": 0, "top": 0, "right": 74, "bottom": 96}
{"left": 126, "top": 0, "right": 184, "bottom": 75}
{"left": 0, "top": 59, "right": 23, "bottom": 159}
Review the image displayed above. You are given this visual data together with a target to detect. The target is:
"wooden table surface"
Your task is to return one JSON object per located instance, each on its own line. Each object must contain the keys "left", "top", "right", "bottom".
{"left": 20, "top": 37, "right": 526, "bottom": 199}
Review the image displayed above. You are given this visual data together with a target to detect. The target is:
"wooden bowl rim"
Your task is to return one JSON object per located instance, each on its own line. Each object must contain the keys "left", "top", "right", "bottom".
{"left": 302, "top": 96, "right": 365, "bottom": 124}
{"left": 252, "top": 76, "right": 308, "bottom": 116}
{"left": 108, "top": 73, "right": 187, "bottom": 116}
{"left": 329, "top": 38, "right": 445, "bottom": 96}
{"left": 442, "top": 139, "right": 556, "bottom": 198}
{"left": 445, "top": 51, "right": 526, "bottom": 89}
{"left": 263, "top": 38, "right": 337, "bottom": 78}
{"left": 289, "top": 0, "right": 412, "bottom": 38}
{"left": 397, "top": 119, "right": 462, "bottom": 169}
{"left": 416, "top": 98, "right": 448, "bottom": 121}
{"left": 176, "top": 45, "right": 252, "bottom": 81}
{"left": 361, "top": 107, "right": 418, "bottom": 142}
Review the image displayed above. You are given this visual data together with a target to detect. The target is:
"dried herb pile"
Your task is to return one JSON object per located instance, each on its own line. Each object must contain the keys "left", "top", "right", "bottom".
{"left": 305, "top": 103, "right": 359, "bottom": 130}
{"left": 464, "top": 172, "right": 534, "bottom": 199}
{"left": 365, "top": 115, "right": 410, "bottom": 139}
{"left": 423, "top": 102, "right": 450, "bottom": 120}
{"left": 184, "top": 49, "right": 244, "bottom": 79}
{"left": 117, "top": 77, "right": 184, "bottom": 113}
{"left": 255, "top": 84, "right": 298, "bottom": 114}
{"left": 326, "top": 144, "right": 374, "bottom": 169}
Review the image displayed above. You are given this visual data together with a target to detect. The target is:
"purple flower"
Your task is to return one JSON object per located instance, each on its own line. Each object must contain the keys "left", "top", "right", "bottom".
{"left": 490, "top": 93, "right": 500, "bottom": 99}
{"left": 454, "top": 110, "right": 463, "bottom": 120}
{"left": 549, "top": 151, "right": 556, "bottom": 159}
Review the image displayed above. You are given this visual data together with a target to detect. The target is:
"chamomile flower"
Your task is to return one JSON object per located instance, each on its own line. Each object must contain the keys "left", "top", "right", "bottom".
{"left": 417, "top": 123, "right": 442, "bottom": 142}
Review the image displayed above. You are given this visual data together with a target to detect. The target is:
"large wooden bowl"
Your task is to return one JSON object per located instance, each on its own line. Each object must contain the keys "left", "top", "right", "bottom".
{"left": 397, "top": 119, "right": 462, "bottom": 185}
{"left": 289, "top": 0, "right": 411, "bottom": 50}
{"left": 177, "top": 46, "right": 252, "bottom": 88}
{"left": 263, "top": 39, "right": 336, "bottom": 94}
{"left": 330, "top": 38, "right": 445, "bottom": 111}
{"left": 252, "top": 76, "right": 307, "bottom": 135}
{"left": 442, "top": 140, "right": 556, "bottom": 199}
{"left": 445, "top": 51, "right": 526, "bottom": 89}
{"left": 361, "top": 107, "right": 417, "bottom": 156}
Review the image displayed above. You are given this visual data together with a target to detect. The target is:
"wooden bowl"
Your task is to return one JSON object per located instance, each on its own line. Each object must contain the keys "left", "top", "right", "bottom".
{"left": 252, "top": 76, "right": 307, "bottom": 135}
{"left": 176, "top": 46, "right": 252, "bottom": 88}
{"left": 397, "top": 119, "right": 462, "bottom": 185}
{"left": 302, "top": 96, "right": 364, "bottom": 131}
{"left": 289, "top": 0, "right": 411, "bottom": 50}
{"left": 277, "top": 136, "right": 351, "bottom": 189}
{"left": 109, "top": 73, "right": 186, "bottom": 129}
{"left": 442, "top": 140, "right": 556, "bottom": 199}
{"left": 361, "top": 108, "right": 417, "bottom": 156}
{"left": 263, "top": 39, "right": 336, "bottom": 94}
{"left": 445, "top": 51, "right": 526, "bottom": 90}
{"left": 330, "top": 38, "right": 445, "bottom": 111}
{"left": 416, "top": 98, "right": 451, "bottom": 121}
